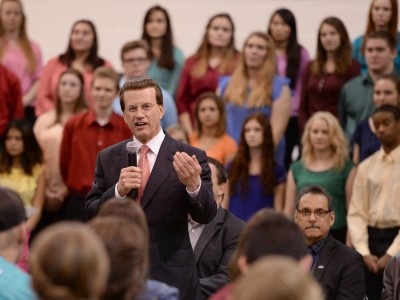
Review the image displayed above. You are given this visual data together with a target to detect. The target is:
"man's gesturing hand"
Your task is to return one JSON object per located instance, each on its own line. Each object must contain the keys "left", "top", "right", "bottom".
{"left": 173, "top": 152, "right": 201, "bottom": 192}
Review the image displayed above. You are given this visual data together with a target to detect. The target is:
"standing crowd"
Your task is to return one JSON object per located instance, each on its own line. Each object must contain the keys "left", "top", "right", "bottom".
{"left": 0, "top": 0, "right": 400, "bottom": 299}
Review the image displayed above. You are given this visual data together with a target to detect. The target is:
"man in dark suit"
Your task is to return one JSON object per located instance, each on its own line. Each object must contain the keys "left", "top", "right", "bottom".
{"left": 85, "top": 78, "right": 217, "bottom": 300}
{"left": 189, "top": 157, "right": 245, "bottom": 299}
{"left": 294, "top": 185, "right": 365, "bottom": 300}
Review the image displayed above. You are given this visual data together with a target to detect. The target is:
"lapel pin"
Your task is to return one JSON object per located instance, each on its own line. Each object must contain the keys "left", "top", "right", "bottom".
{"left": 318, "top": 265, "right": 324, "bottom": 269}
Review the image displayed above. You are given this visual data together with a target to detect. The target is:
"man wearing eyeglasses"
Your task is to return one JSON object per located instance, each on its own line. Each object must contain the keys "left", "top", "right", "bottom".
{"left": 112, "top": 40, "right": 178, "bottom": 130}
{"left": 294, "top": 185, "right": 365, "bottom": 300}
{"left": 85, "top": 77, "right": 216, "bottom": 300}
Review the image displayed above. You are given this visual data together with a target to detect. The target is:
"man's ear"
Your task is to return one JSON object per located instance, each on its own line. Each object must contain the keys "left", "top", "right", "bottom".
{"left": 237, "top": 255, "right": 250, "bottom": 275}
{"left": 218, "top": 183, "right": 226, "bottom": 198}
{"left": 329, "top": 211, "right": 335, "bottom": 227}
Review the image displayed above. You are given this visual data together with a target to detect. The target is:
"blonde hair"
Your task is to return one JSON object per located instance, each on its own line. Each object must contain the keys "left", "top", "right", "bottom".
{"left": 224, "top": 32, "right": 276, "bottom": 108}
{"left": 233, "top": 256, "right": 324, "bottom": 300}
{"left": 30, "top": 222, "right": 109, "bottom": 300}
{"left": 301, "top": 112, "right": 348, "bottom": 170}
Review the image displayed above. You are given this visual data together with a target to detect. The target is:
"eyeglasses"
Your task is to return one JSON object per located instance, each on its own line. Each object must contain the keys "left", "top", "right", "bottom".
{"left": 127, "top": 103, "right": 156, "bottom": 114}
{"left": 296, "top": 209, "right": 332, "bottom": 219}
{"left": 123, "top": 57, "right": 148, "bottom": 64}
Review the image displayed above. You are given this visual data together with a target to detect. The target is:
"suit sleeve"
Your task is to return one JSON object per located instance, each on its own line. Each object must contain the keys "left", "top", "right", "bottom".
{"left": 186, "top": 148, "right": 217, "bottom": 224}
{"left": 199, "top": 214, "right": 244, "bottom": 297}
{"left": 85, "top": 150, "right": 117, "bottom": 219}
{"left": 381, "top": 255, "right": 399, "bottom": 300}
{"left": 335, "top": 252, "right": 366, "bottom": 300}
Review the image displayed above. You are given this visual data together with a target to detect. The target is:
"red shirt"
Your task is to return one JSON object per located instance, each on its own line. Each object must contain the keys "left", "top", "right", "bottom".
{"left": 60, "top": 110, "right": 131, "bottom": 196}
{"left": 0, "top": 64, "right": 23, "bottom": 137}
{"left": 298, "top": 59, "right": 360, "bottom": 132}
{"left": 176, "top": 55, "right": 238, "bottom": 123}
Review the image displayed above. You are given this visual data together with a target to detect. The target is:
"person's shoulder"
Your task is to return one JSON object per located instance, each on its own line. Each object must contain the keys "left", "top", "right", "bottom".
{"left": 328, "top": 236, "right": 363, "bottom": 262}
{"left": 352, "top": 35, "right": 364, "bottom": 47}
{"left": 64, "top": 111, "right": 88, "bottom": 128}
{"left": 342, "top": 74, "right": 364, "bottom": 90}
{"left": 358, "top": 149, "right": 381, "bottom": 169}
{"left": 223, "top": 208, "right": 246, "bottom": 229}
{"left": 173, "top": 47, "right": 184, "bottom": 60}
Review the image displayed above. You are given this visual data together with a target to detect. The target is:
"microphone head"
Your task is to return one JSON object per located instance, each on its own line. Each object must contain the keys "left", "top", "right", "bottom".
{"left": 126, "top": 141, "right": 138, "bottom": 154}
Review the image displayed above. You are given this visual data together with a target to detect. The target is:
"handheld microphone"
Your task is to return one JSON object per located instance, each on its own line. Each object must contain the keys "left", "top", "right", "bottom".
{"left": 126, "top": 141, "right": 138, "bottom": 199}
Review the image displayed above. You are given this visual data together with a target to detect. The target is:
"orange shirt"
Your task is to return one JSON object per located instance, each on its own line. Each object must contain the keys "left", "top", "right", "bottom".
{"left": 189, "top": 133, "right": 237, "bottom": 165}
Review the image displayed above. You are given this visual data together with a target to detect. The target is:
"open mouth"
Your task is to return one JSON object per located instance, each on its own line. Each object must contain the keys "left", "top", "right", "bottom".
{"left": 135, "top": 122, "right": 147, "bottom": 128}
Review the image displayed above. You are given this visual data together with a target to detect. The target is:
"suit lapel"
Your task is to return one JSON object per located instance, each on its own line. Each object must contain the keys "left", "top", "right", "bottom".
{"left": 141, "top": 135, "right": 177, "bottom": 208}
{"left": 313, "top": 235, "right": 336, "bottom": 281}
{"left": 193, "top": 208, "right": 224, "bottom": 262}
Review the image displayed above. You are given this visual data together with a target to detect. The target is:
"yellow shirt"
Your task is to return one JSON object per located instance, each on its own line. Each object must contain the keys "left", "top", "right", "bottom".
{"left": 347, "top": 146, "right": 400, "bottom": 257}
{"left": 0, "top": 164, "right": 43, "bottom": 208}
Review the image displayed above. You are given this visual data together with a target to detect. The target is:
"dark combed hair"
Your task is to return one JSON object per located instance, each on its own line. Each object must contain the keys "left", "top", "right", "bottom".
{"left": 374, "top": 104, "right": 400, "bottom": 120}
{"left": 295, "top": 185, "right": 334, "bottom": 211}
{"left": 268, "top": 8, "right": 301, "bottom": 90}
{"left": 119, "top": 78, "right": 163, "bottom": 111}
{"left": 228, "top": 112, "right": 276, "bottom": 196}
{"left": 142, "top": 5, "right": 175, "bottom": 69}
{"left": 362, "top": 30, "right": 397, "bottom": 53}
{"left": 59, "top": 19, "right": 105, "bottom": 70}
{"left": 0, "top": 119, "right": 42, "bottom": 175}
{"left": 208, "top": 156, "right": 227, "bottom": 184}
{"left": 229, "top": 209, "right": 306, "bottom": 280}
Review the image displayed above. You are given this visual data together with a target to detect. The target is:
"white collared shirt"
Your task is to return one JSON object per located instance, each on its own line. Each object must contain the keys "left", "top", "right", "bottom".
{"left": 114, "top": 128, "right": 201, "bottom": 198}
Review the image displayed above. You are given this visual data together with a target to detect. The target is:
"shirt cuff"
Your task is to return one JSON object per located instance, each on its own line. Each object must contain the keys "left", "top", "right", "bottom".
{"left": 186, "top": 181, "right": 201, "bottom": 199}
{"left": 115, "top": 183, "right": 126, "bottom": 199}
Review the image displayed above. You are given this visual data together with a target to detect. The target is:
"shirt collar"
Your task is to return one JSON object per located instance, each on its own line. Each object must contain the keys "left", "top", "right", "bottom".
{"left": 378, "top": 144, "right": 400, "bottom": 163}
{"left": 133, "top": 128, "right": 165, "bottom": 155}
{"left": 308, "top": 235, "right": 328, "bottom": 255}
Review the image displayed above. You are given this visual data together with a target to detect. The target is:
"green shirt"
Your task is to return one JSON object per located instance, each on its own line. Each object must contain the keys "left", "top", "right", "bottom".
{"left": 291, "top": 159, "right": 354, "bottom": 230}
{"left": 339, "top": 73, "right": 375, "bottom": 146}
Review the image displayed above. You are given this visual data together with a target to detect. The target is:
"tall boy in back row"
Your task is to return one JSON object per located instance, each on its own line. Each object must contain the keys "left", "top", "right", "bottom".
{"left": 348, "top": 105, "right": 400, "bottom": 300}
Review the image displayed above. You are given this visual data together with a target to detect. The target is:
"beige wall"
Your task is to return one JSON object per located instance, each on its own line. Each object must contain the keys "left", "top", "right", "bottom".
{"left": 23, "top": 0, "right": 397, "bottom": 71}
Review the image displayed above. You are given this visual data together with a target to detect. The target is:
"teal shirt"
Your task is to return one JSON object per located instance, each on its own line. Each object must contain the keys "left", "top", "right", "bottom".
{"left": 291, "top": 159, "right": 354, "bottom": 230}
{"left": 352, "top": 32, "right": 400, "bottom": 75}
{"left": 148, "top": 47, "right": 184, "bottom": 97}
{"left": 339, "top": 73, "right": 375, "bottom": 145}
{"left": 0, "top": 256, "right": 36, "bottom": 300}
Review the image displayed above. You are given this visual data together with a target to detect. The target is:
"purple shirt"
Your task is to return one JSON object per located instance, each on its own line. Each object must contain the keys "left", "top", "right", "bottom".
{"left": 276, "top": 47, "right": 310, "bottom": 116}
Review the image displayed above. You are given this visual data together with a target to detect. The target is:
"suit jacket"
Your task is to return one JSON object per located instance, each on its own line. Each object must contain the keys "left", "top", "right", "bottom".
{"left": 85, "top": 134, "right": 217, "bottom": 300}
{"left": 194, "top": 207, "right": 245, "bottom": 299}
{"left": 381, "top": 253, "right": 400, "bottom": 300}
{"left": 313, "top": 234, "right": 365, "bottom": 300}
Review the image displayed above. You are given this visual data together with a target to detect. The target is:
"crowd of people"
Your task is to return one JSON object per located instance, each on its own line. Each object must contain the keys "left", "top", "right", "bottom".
{"left": 1, "top": 0, "right": 400, "bottom": 299}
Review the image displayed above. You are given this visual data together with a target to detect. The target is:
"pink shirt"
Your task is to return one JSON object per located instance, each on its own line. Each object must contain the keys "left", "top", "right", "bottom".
{"left": 1, "top": 40, "right": 43, "bottom": 94}
{"left": 33, "top": 110, "right": 68, "bottom": 207}
{"left": 36, "top": 57, "right": 112, "bottom": 116}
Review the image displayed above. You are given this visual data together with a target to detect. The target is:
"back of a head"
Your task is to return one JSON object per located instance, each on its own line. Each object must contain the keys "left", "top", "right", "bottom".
{"left": 90, "top": 216, "right": 148, "bottom": 300}
{"left": 242, "top": 209, "right": 306, "bottom": 263}
{"left": 230, "top": 209, "right": 307, "bottom": 280}
{"left": 29, "top": 222, "right": 109, "bottom": 300}
{"left": 97, "top": 198, "right": 149, "bottom": 237}
{"left": 233, "top": 256, "right": 324, "bottom": 300}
